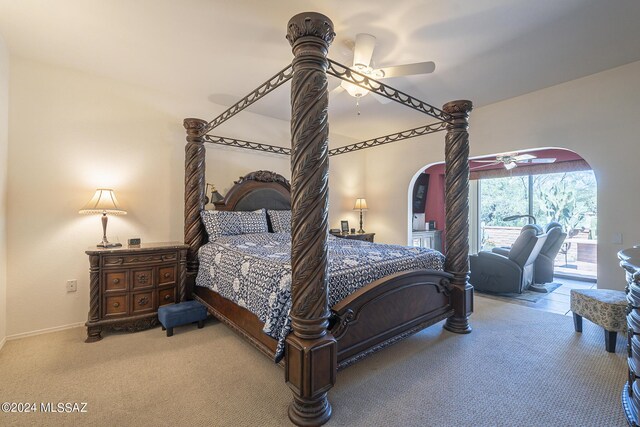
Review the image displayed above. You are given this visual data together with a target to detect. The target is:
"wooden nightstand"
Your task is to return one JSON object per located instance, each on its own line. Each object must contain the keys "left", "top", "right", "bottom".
{"left": 85, "top": 242, "right": 188, "bottom": 342}
{"left": 332, "top": 232, "right": 375, "bottom": 243}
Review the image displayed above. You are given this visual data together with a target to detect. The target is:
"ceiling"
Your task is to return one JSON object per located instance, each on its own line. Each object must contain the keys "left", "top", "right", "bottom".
{"left": 1, "top": 0, "right": 639, "bottom": 143}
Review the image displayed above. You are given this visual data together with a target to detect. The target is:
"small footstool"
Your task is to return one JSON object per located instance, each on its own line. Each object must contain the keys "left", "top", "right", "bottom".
{"left": 570, "top": 288, "right": 627, "bottom": 353}
{"left": 157, "top": 300, "right": 208, "bottom": 337}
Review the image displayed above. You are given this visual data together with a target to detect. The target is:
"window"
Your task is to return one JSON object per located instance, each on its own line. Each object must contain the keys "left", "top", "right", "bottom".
{"left": 477, "top": 170, "right": 597, "bottom": 279}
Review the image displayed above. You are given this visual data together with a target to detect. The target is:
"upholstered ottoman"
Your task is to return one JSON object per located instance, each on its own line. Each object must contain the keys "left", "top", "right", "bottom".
{"left": 570, "top": 289, "right": 627, "bottom": 353}
{"left": 157, "top": 300, "right": 208, "bottom": 337}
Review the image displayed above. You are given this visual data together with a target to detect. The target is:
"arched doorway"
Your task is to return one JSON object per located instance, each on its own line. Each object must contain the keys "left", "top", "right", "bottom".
{"left": 408, "top": 147, "right": 597, "bottom": 282}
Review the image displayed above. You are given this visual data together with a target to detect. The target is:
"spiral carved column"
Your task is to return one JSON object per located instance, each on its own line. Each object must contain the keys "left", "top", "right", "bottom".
{"left": 442, "top": 100, "right": 474, "bottom": 334}
{"left": 85, "top": 254, "right": 102, "bottom": 342}
{"left": 284, "top": 12, "right": 336, "bottom": 427}
{"left": 183, "top": 118, "right": 207, "bottom": 300}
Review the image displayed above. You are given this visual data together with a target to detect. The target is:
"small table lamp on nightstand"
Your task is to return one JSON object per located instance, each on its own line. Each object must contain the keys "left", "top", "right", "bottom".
{"left": 79, "top": 189, "right": 127, "bottom": 248}
{"left": 353, "top": 198, "right": 368, "bottom": 234}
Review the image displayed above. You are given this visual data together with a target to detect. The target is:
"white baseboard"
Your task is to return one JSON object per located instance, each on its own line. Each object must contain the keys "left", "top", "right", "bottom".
{"left": 6, "top": 322, "right": 85, "bottom": 341}
{"left": 0, "top": 336, "right": 6, "bottom": 352}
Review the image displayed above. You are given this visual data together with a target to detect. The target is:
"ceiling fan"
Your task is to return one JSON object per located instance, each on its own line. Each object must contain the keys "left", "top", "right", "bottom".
{"left": 471, "top": 153, "right": 556, "bottom": 171}
{"left": 330, "top": 33, "right": 436, "bottom": 102}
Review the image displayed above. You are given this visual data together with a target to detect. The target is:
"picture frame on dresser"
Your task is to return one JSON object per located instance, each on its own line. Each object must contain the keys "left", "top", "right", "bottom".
{"left": 340, "top": 220, "right": 349, "bottom": 233}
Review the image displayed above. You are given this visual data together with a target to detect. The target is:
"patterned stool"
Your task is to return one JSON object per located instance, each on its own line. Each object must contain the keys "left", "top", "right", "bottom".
{"left": 570, "top": 288, "right": 627, "bottom": 353}
{"left": 157, "top": 300, "right": 208, "bottom": 337}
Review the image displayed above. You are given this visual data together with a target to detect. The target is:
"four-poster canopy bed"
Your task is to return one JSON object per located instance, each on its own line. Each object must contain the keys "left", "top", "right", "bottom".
{"left": 183, "top": 12, "right": 473, "bottom": 426}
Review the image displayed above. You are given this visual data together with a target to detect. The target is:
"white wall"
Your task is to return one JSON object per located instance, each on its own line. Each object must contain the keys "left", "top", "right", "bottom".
{"left": 0, "top": 34, "right": 8, "bottom": 348}
{"left": 5, "top": 57, "right": 364, "bottom": 337}
{"left": 203, "top": 134, "right": 363, "bottom": 232}
{"left": 364, "top": 60, "right": 640, "bottom": 291}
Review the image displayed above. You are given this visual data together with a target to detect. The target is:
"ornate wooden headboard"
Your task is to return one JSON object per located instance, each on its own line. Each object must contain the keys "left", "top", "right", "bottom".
{"left": 184, "top": 170, "right": 290, "bottom": 299}
{"left": 213, "top": 170, "right": 291, "bottom": 212}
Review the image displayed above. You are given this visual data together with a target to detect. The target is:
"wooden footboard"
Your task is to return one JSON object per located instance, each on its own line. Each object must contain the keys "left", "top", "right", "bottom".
{"left": 192, "top": 269, "right": 453, "bottom": 371}
{"left": 330, "top": 270, "right": 454, "bottom": 370}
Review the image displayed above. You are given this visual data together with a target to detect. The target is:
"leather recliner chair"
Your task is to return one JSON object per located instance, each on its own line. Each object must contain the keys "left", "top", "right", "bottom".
{"left": 470, "top": 228, "right": 548, "bottom": 294}
{"left": 534, "top": 222, "right": 567, "bottom": 284}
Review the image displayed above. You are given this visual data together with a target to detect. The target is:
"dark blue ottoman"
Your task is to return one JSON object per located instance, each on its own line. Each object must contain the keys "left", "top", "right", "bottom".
{"left": 157, "top": 300, "right": 208, "bottom": 337}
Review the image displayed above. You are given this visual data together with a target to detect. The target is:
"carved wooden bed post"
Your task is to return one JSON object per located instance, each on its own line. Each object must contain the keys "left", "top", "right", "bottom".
{"left": 183, "top": 118, "right": 207, "bottom": 302}
{"left": 285, "top": 12, "right": 336, "bottom": 427}
{"left": 442, "top": 100, "right": 474, "bottom": 334}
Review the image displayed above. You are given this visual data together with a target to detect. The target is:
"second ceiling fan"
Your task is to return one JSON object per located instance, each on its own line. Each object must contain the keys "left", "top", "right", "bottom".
{"left": 471, "top": 153, "right": 557, "bottom": 171}
{"left": 330, "top": 33, "right": 436, "bottom": 102}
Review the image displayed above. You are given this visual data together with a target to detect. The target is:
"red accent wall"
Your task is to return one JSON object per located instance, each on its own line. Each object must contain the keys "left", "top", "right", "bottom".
{"left": 423, "top": 164, "right": 445, "bottom": 232}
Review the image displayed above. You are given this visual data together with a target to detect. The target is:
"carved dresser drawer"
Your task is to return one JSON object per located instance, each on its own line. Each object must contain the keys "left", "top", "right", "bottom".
{"left": 104, "top": 295, "right": 128, "bottom": 317}
{"left": 131, "top": 291, "right": 155, "bottom": 315}
{"left": 104, "top": 271, "right": 128, "bottom": 292}
{"left": 158, "top": 287, "right": 177, "bottom": 307}
{"left": 85, "top": 242, "right": 188, "bottom": 343}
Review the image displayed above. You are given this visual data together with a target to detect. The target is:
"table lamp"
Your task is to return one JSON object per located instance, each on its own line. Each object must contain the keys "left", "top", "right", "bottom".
{"left": 205, "top": 183, "right": 224, "bottom": 207}
{"left": 79, "top": 189, "right": 127, "bottom": 248}
{"left": 353, "top": 198, "right": 368, "bottom": 234}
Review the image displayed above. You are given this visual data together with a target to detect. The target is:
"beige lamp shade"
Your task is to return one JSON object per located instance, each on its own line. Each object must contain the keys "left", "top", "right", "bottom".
{"left": 79, "top": 189, "right": 127, "bottom": 215}
{"left": 353, "top": 198, "right": 368, "bottom": 211}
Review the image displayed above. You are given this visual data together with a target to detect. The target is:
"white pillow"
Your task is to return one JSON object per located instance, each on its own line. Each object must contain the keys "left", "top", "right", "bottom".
{"left": 201, "top": 209, "right": 268, "bottom": 240}
{"left": 267, "top": 209, "right": 291, "bottom": 233}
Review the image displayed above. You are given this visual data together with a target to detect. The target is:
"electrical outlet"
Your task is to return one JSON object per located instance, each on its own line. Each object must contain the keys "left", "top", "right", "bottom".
{"left": 66, "top": 280, "right": 77, "bottom": 292}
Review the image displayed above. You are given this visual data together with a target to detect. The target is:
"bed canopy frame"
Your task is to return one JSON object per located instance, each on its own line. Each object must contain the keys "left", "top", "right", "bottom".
{"left": 183, "top": 12, "right": 473, "bottom": 426}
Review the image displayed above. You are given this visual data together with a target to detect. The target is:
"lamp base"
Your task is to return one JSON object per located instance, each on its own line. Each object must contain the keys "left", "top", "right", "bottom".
{"left": 97, "top": 242, "right": 122, "bottom": 248}
{"left": 357, "top": 209, "right": 365, "bottom": 234}
{"left": 98, "top": 215, "right": 121, "bottom": 248}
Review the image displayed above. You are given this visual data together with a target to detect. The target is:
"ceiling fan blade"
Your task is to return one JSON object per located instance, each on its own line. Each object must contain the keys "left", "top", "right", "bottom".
{"left": 353, "top": 33, "right": 376, "bottom": 68}
{"left": 470, "top": 162, "right": 501, "bottom": 171}
{"left": 526, "top": 158, "right": 556, "bottom": 164}
{"left": 377, "top": 61, "right": 435, "bottom": 78}
{"left": 473, "top": 160, "right": 501, "bottom": 163}
{"left": 513, "top": 153, "right": 536, "bottom": 161}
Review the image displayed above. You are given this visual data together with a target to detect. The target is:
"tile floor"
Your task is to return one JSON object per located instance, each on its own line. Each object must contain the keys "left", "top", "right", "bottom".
{"left": 475, "top": 276, "right": 597, "bottom": 316}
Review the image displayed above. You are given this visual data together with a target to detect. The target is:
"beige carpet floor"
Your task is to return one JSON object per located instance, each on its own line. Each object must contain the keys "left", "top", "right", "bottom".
{"left": 0, "top": 296, "right": 628, "bottom": 427}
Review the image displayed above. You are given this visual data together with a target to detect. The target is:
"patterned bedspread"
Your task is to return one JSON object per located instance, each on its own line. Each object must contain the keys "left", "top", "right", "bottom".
{"left": 195, "top": 233, "right": 444, "bottom": 361}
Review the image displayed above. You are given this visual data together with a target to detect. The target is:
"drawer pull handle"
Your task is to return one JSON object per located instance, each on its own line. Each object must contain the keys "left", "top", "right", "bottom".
{"left": 113, "top": 302, "right": 120, "bottom": 308}
{"left": 164, "top": 272, "right": 171, "bottom": 279}
{"left": 164, "top": 294, "right": 172, "bottom": 301}
{"left": 113, "top": 278, "right": 120, "bottom": 284}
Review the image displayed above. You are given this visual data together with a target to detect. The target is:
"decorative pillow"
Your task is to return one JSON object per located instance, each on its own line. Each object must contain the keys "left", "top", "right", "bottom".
{"left": 267, "top": 209, "right": 292, "bottom": 233}
{"left": 201, "top": 209, "right": 268, "bottom": 240}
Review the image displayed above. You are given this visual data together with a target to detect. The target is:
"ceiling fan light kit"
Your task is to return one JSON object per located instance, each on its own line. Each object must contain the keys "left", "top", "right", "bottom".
{"left": 504, "top": 161, "right": 518, "bottom": 170}
{"left": 341, "top": 80, "right": 369, "bottom": 98}
{"left": 332, "top": 32, "right": 436, "bottom": 103}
